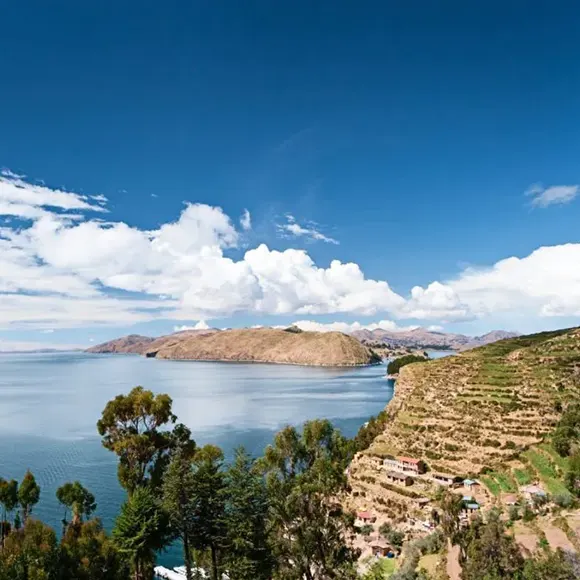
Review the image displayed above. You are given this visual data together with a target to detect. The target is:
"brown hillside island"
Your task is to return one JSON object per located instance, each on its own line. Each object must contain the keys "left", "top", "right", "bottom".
{"left": 87, "top": 327, "right": 381, "bottom": 367}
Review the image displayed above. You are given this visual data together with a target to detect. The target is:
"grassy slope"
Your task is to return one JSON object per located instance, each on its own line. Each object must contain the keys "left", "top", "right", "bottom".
{"left": 356, "top": 327, "right": 580, "bottom": 484}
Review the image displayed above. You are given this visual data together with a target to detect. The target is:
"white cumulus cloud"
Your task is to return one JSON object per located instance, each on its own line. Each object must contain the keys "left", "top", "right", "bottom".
{"left": 290, "top": 319, "right": 418, "bottom": 334}
{"left": 2, "top": 170, "right": 580, "bottom": 333}
{"left": 174, "top": 320, "right": 211, "bottom": 331}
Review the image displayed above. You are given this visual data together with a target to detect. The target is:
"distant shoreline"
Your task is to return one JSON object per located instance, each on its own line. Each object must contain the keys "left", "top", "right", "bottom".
{"left": 98, "top": 351, "right": 385, "bottom": 368}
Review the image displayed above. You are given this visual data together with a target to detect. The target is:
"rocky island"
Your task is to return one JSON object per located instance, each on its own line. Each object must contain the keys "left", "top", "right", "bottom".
{"left": 87, "top": 327, "right": 382, "bottom": 367}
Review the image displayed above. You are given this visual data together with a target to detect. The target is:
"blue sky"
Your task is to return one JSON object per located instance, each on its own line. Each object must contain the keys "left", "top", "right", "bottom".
{"left": 1, "top": 1, "right": 580, "bottom": 349}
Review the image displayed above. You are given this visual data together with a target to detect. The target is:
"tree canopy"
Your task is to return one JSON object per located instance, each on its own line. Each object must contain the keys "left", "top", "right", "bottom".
{"left": 386, "top": 354, "right": 428, "bottom": 375}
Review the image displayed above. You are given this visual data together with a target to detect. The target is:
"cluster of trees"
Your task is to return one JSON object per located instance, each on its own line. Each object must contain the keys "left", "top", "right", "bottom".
{"left": 0, "top": 386, "right": 360, "bottom": 580}
{"left": 386, "top": 355, "right": 428, "bottom": 376}
{"left": 551, "top": 404, "right": 580, "bottom": 496}
{"left": 458, "top": 510, "right": 579, "bottom": 580}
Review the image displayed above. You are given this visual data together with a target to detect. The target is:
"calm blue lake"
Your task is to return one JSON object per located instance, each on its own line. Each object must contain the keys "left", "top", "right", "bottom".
{"left": 0, "top": 352, "right": 395, "bottom": 566}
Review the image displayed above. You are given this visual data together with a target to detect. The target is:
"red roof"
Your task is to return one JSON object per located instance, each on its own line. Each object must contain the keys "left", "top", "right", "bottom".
{"left": 398, "top": 456, "right": 420, "bottom": 464}
{"left": 357, "top": 511, "right": 374, "bottom": 520}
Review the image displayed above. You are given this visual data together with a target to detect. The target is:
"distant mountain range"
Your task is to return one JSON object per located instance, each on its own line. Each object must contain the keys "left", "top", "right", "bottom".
{"left": 87, "top": 326, "right": 519, "bottom": 362}
{"left": 350, "top": 328, "right": 519, "bottom": 351}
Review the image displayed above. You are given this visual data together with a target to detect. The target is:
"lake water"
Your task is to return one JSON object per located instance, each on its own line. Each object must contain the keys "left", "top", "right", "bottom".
{"left": 0, "top": 352, "right": 395, "bottom": 566}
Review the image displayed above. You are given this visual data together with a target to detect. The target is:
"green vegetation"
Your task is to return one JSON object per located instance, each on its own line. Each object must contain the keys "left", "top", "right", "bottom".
{"left": 480, "top": 475, "right": 501, "bottom": 497}
{"left": 490, "top": 471, "right": 517, "bottom": 493}
{"left": 458, "top": 510, "right": 580, "bottom": 580}
{"left": 0, "top": 387, "right": 358, "bottom": 580}
{"left": 386, "top": 354, "right": 428, "bottom": 375}
{"left": 513, "top": 468, "right": 533, "bottom": 485}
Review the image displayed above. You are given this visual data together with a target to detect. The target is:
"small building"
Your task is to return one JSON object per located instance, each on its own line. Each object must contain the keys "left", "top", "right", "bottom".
{"left": 414, "top": 497, "right": 431, "bottom": 507}
{"left": 522, "top": 485, "right": 547, "bottom": 502}
{"left": 463, "top": 502, "right": 479, "bottom": 513}
{"left": 355, "top": 511, "right": 376, "bottom": 527}
{"left": 504, "top": 494, "right": 518, "bottom": 506}
{"left": 399, "top": 456, "right": 422, "bottom": 474}
{"left": 462, "top": 495, "right": 474, "bottom": 503}
{"left": 386, "top": 470, "right": 414, "bottom": 486}
{"left": 463, "top": 479, "right": 479, "bottom": 489}
{"left": 370, "top": 539, "right": 393, "bottom": 558}
{"left": 432, "top": 472, "right": 459, "bottom": 487}
{"left": 383, "top": 456, "right": 424, "bottom": 474}
{"left": 384, "top": 457, "right": 402, "bottom": 471}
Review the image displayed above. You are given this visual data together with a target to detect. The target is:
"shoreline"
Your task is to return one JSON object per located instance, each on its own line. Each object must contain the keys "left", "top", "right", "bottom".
{"left": 87, "top": 351, "right": 384, "bottom": 368}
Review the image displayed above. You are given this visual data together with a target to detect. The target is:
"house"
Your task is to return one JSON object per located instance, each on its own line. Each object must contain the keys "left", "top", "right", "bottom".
{"left": 463, "top": 502, "right": 479, "bottom": 513}
{"left": 385, "top": 471, "right": 414, "bottom": 486}
{"left": 522, "top": 485, "right": 547, "bottom": 502}
{"left": 355, "top": 511, "right": 376, "bottom": 527}
{"left": 370, "top": 539, "right": 393, "bottom": 558}
{"left": 461, "top": 495, "right": 474, "bottom": 503}
{"left": 504, "top": 494, "right": 518, "bottom": 506}
{"left": 463, "top": 479, "right": 479, "bottom": 489}
{"left": 414, "top": 497, "right": 431, "bottom": 508}
{"left": 399, "top": 456, "right": 422, "bottom": 474}
{"left": 384, "top": 458, "right": 402, "bottom": 471}
{"left": 383, "top": 456, "right": 424, "bottom": 474}
{"left": 432, "top": 472, "right": 459, "bottom": 487}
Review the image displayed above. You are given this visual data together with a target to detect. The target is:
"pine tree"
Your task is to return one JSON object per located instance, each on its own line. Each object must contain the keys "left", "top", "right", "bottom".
{"left": 113, "top": 486, "right": 170, "bottom": 580}
{"left": 222, "top": 447, "right": 273, "bottom": 580}
{"left": 162, "top": 450, "right": 197, "bottom": 580}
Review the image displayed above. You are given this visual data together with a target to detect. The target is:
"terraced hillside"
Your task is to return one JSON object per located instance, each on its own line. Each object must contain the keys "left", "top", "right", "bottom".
{"left": 349, "top": 327, "right": 580, "bottom": 516}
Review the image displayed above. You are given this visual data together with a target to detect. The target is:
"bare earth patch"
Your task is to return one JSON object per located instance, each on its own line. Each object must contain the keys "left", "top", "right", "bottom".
{"left": 541, "top": 523, "right": 576, "bottom": 552}
{"left": 513, "top": 523, "right": 539, "bottom": 555}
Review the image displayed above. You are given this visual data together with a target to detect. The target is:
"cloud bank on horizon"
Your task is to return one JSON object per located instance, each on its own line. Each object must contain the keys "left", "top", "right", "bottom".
{"left": 1, "top": 170, "right": 579, "bottom": 336}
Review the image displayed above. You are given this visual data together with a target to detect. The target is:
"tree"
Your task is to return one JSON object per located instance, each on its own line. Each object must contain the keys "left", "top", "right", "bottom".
{"left": 162, "top": 449, "right": 197, "bottom": 580}
{"left": 222, "top": 447, "right": 273, "bottom": 580}
{"left": 0, "top": 479, "right": 18, "bottom": 546}
{"left": 439, "top": 491, "right": 463, "bottom": 541}
{"left": 566, "top": 450, "right": 580, "bottom": 496}
{"left": 56, "top": 481, "right": 96, "bottom": 532}
{"left": 61, "top": 519, "right": 129, "bottom": 580}
{"left": 189, "top": 445, "right": 226, "bottom": 580}
{"left": 522, "top": 548, "right": 579, "bottom": 579}
{"left": 17, "top": 471, "right": 39, "bottom": 523}
{"left": 97, "top": 386, "right": 194, "bottom": 494}
{"left": 0, "top": 518, "right": 60, "bottom": 580}
{"left": 260, "top": 420, "right": 358, "bottom": 580}
{"left": 113, "top": 486, "right": 171, "bottom": 580}
{"left": 386, "top": 354, "right": 427, "bottom": 376}
{"left": 462, "top": 511, "right": 524, "bottom": 580}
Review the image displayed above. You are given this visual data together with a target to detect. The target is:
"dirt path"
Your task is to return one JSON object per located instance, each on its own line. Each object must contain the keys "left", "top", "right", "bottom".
{"left": 446, "top": 543, "right": 461, "bottom": 580}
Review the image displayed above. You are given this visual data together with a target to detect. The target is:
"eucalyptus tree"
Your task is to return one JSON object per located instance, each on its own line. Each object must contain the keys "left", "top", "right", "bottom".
{"left": 56, "top": 481, "right": 96, "bottom": 532}
{"left": 18, "top": 471, "right": 39, "bottom": 523}
{"left": 97, "top": 386, "right": 195, "bottom": 494}
{"left": 260, "top": 420, "right": 358, "bottom": 580}
{"left": 0, "top": 479, "right": 18, "bottom": 545}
